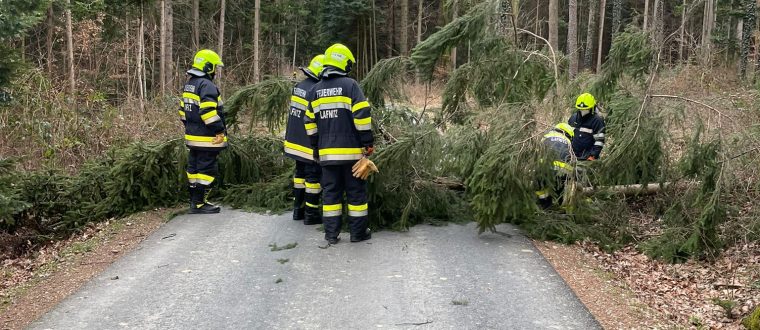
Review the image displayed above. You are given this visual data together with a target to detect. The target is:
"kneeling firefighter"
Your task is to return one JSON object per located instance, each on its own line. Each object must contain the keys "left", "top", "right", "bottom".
{"left": 284, "top": 55, "right": 325, "bottom": 225}
{"left": 536, "top": 123, "right": 575, "bottom": 209}
{"left": 304, "top": 43, "right": 374, "bottom": 244}
{"left": 179, "top": 49, "right": 227, "bottom": 214}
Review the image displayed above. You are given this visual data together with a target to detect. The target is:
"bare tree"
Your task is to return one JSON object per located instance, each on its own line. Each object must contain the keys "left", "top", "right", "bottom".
{"left": 400, "top": 0, "right": 409, "bottom": 56}
{"left": 192, "top": 0, "right": 199, "bottom": 49}
{"left": 584, "top": 0, "right": 597, "bottom": 70}
{"left": 451, "top": 0, "right": 458, "bottom": 69}
{"left": 65, "top": 0, "right": 75, "bottom": 96}
{"left": 679, "top": 0, "right": 687, "bottom": 61}
{"left": 597, "top": 0, "right": 607, "bottom": 72}
{"left": 549, "top": 0, "right": 559, "bottom": 52}
{"left": 138, "top": 3, "right": 146, "bottom": 111}
{"left": 568, "top": 0, "right": 578, "bottom": 78}
{"left": 253, "top": 0, "right": 260, "bottom": 82}
{"left": 46, "top": 4, "right": 54, "bottom": 75}
{"left": 643, "top": 0, "right": 650, "bottom": 31}
{"left": 160, "top": 0, "right": 167, "bottom": 94}
{"left": 166, "top": 0, "right": 173, "bottom": 91}
{"left": 218, "top": 0, "right": 226, "bottom": 85}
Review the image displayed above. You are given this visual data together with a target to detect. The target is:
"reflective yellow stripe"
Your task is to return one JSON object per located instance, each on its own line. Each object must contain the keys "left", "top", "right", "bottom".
{"left": 553, "top": 161, "right": 569, "bottom": 169}
{"left": 182, "top": 92, "right": 200, "bottom": 101}
{"left": 180, "top": 100, "right": 185, "bottom": 107}
{"left": 352, "top": 101, "right": 370, "bottom": 112}
{"left": 305, "top": 182, "right": 321, "bottom": 189}
{"left": 319, "top": 148, "right": 363, "bottom": 156}
{"left": 323, "top": 204, "right": 342, "bottom": 211}
{"left": 312, "top": 96, "right": 352, "bottom": 107}
{"left": 179, "top": 110, "right": 186, "bottom": 120}
{"left": 305, "top": 123, "right": 317, "bottom": 130}
{"left": 187, "top": 172, "right": 197, "bottom": 183}
{"left": 305, "top": 110, "right": 315, "bottom": 119}
{"left": 291, "top": 95, "right": 309, "bottom": 106}
{"left": 293, "top": 178, "right": 306, "bottom": 184}
{"left": 195, "top": 173, "right": 215, "bottom": 185}
{"left": 201, "top": 110, "right": 218, "bottom": 121}
{"left": 185, "top": 134, "right": 227, "bottom": 142}
{"left": 305, "top": 202, "right": 319, "bottom": 208}
{"left": 200, "top": 101, "right": 218, "bottom": 109}
{"left": 347, "top": 203, "right": 368, "bottom": 211}
{"left": 353, "top": 117, "right": 371, "bottom": 125}
{"left": 284, "top": 141, "right": 312, "bottom": 154}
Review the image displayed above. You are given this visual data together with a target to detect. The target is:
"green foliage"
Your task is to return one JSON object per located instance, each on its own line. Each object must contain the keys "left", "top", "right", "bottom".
{"left": 591, "top": 28, "right": 653, "bottom": 102}
{"left": 0, "top": 0, "right": 47, "bottom": 89}
{"left": 411, "top": 0, "right": 493, "bottom": 79}
{"left": 224, "top": 78, "right": 294, "bottom": 131}
{"left": 0, "top": 159, "right": 29, "bottom": 228}
{"left": 744, "top": 305, "right": 760, "bottom": 330}
{"left": 360, "top": 57, "right": 415, "bottom": 108}
{"left": 221, "top": 172, "right": 292, "bottom": 213}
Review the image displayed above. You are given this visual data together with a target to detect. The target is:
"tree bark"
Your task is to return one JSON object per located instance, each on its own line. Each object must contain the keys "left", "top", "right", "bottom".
{"left": 597, "top": 0, "right": 607, "bottom": 72}
{"left": 549, "top": 0, "right": 559, "bottom": 52}
{"left": 568, "top": 0, "right": 578, "bottom": 78}
{"left": 160, "top": 0, "right": 167, "bottom": 94}
{"left": 218, "top": 0, "right": 226, "bottom": 85}
{"left": 451, "top": 0, "right": 458, "bottom": 69}
{"left": 740, "top": 0, "right": 755, "bottom": 80}
{"left": 65, "top": 0, "right": 75, "bottom": 96}
{"left": 166, "top": 0, "right": 173, "bottom": 91}
{"left": 192, "top": 0, "right": 199, "bottom": 49}
{"left": 643, "top": 0, "right": 650, "bottom": 31}
{"left": 584, "top": 0, "right": 597, "bottom": 70}
{"left": 253, "top": 0, "right": 260, "bottom": 82}
{"left": 679, "top": 0, "right": 687, "bottom": 61}
{"left": 417, "top": 0, "right": 423, "bottom": 46}
{"left": 400, "top": 0, "right": 409, "bottom": 56}
{"left": 138, "top": 4, "right": 146, "bottom": 112}
{"left": 46, "top": 5, "right": 54, "bottom": 75}
{"left": 612, "top": 0, "right": 622, "bottom": 36}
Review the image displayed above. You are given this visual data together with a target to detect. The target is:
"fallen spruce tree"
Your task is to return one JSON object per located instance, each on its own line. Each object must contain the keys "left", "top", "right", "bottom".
{"left": 2, "top": 0, "right": 759, "bottom": 264}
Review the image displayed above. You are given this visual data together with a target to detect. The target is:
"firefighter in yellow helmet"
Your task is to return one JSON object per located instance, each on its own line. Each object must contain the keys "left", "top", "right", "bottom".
{"left": 536, "top": 123, "right": 575, "bottom": 209}
{"left": 568, "top": 93, "right": 606, "bottom": 160}
{"left": 303, "top": 44, "right": 373, "bottom": 244}
{"left": 284, "top": 55, "right": 325, "bottom": 225}
{"left": 179, "top": 49, "right": 227, "bottom": 214}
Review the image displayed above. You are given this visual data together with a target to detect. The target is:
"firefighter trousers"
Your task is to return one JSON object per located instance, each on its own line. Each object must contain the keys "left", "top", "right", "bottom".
{"left": 321, "top": 164, "right": 368, "bottom": 240}
{"left": 187, "top": 149, "right": 220, "bottom": 187}
{"left": 293, "top": 160, "right": 321, "bottom": 211}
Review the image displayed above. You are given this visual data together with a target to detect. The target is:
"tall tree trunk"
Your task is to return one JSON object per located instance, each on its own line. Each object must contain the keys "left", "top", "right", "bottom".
{"left": 679, "top": 0, "right": 687, "bottom": 61}
{"left": 192, "top": 0, "right": 199, "bottom": 49}
{"left": 400, "top": 0, "right": 409, "bottom": 55}
{"left": 292, "top": 17, "right": 298, "bottom": 69}
{"left": 701, "top": 0, "right": 715, "bottom": 62}
{"left": 451, "top": 0, "right": 458, "bottom": 69}
{"left": 584, "top": 0, "right": 597, "bottom": 70}
{"left": 612, "top": 0, "right": 622, "bottom": 36}
{"left": 549, "top": 0, "right": 559, "bottom": 52}
{"left": 46, "top": 5, "right": 54, "bottom": 75}
{"left": 597, "top": 0, "right": 607, "bottom": 72}
{"left": 740, "top": 0, "right": 756, "bottom": 80}
{"left": 138, "top": 4, "right": 146, "bottom": 112}
{"left": 416, "top": 0, "right": 423, "bottom": 47}
{"left": 389, "top": 0, "right": 396, "bottom": 57}
{"left": 65, "top": 0, "right": 75, "bottom": 97}
{"left": 653, "top": 0, "right": 661, "bottom": 44}
{"left": 253, "top": 0, "right": 260, "bottom": 82}
{"left": 568, "top": 0, "right": 578, "bottom": 78}
{"left": 160, "top": 0, "right": 167, "bottom": 94}
{"left": 218, "top": 0, "right": 226, "bottom": 85}
{"left": 166, "top": 0, "right": 173, "bottom": 91}
{"left": 643, "top": 0, "right": 650, "bottom": 31}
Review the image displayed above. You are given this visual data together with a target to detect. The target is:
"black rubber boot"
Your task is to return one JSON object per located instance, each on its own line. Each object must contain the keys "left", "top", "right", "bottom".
{"left": 323, "top": 216, "right": 341, "bottom": 244}
{"left": 304, "top": 207, "right": 322, "bottom": 225}
{"left": 189, "top": 185, "right": 220, "bottom": 214}
{"left": 293, "top": 187, "right": 305, "bottom": 220}
{"left": 350, "top": 228, "right": 372, "bottom": 242}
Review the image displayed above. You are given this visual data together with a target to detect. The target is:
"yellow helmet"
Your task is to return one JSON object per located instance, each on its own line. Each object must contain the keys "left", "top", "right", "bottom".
{"left": 323, "top": 43, "right": 356, "bottom": 72}
{"left": 554, "top": 123, "right": 575, "bottom": 138}
{"left": 303, "top": 54, "right": 325, "bottom": 78}
{"left": 192, "top": 49, "right": 224, "bottom": 74}
{"left": 575, "top": 93, "right": 596, "bottom": 110}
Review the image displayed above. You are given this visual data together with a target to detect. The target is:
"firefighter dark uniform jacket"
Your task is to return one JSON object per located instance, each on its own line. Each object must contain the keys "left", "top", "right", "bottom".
{"left": 568, "top": 111, "right": 605, "bottom": 159}
{"left": 542, "top": 130, "right": 573, "bottom": 175}
{"left": 179, "top": 69, "right": 227, "bottom": 151}
{"left": 304, "top": 67, "right": 373, "bottom": 166}
{"left": 284, "top": 76, "right": 319, "bottom": 163}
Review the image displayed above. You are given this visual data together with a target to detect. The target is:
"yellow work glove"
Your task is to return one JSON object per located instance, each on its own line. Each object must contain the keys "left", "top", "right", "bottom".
{"left": 212, "top": 133, "right": 225, "bottom": 145}
{"left": 352, "top": 157, "right": 379, "bottom": 180}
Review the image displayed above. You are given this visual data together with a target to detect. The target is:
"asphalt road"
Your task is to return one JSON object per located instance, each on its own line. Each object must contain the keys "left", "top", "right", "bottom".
{"left": 31, "top": 209, "right": 600, "bottom": 330}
